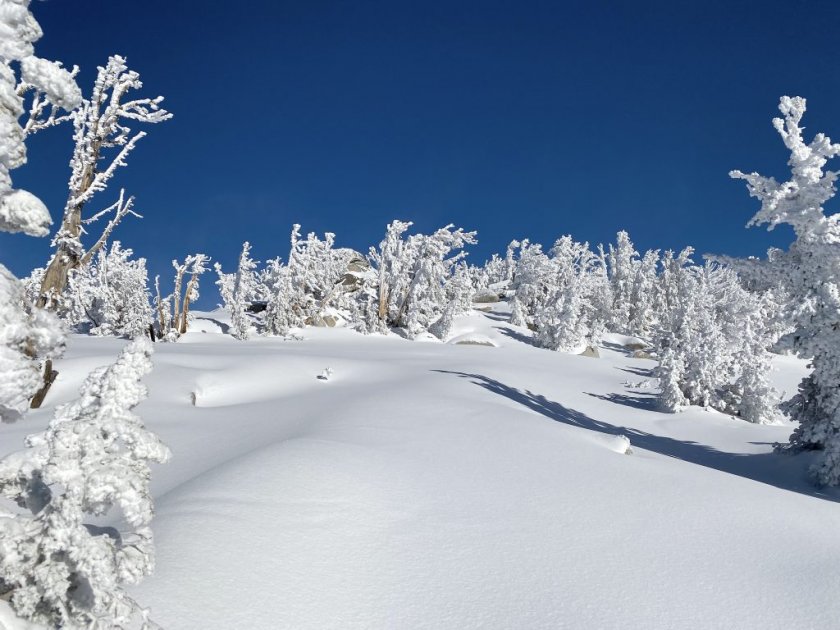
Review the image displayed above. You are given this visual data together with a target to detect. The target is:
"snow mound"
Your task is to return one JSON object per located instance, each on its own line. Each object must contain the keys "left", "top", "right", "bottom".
{"left": 448, "top": 332, "right": 498, "bottom": 347}
{"left": 602, "top": 434, "right": 633, "bottom": 455}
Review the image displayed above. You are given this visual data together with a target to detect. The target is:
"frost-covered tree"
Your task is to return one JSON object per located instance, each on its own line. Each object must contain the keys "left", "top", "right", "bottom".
{"left": 534, "top": 236, "right": 610, "bottom": 352}
{"left": 260, "top": 226, "right": 349, "bottom": 335}
{"left": 0, "top": 338, "right": 170, "bottom": 627}
{"left": 607, "top": 230, "right": 639, "bottom": 334}
{"left": 215, "top": 242, "right": 258, "bottom": 340}
{"left": 64, "top": 241, "right": 152, "bottom": 338}
{"left": 38, "top": 55, "right": 171, "bottom": 307}
{"left": 628, "top": 248, "right": 660, "bottom": 335}
{"left": 0, "top": 0, "right": 80, "bottom": 420}
{"left": 508, "top": 240, "right": 553, "bottom": 328}
{"left": 362, "top": 221, "right": 476, "bottom": 337}
{"left": 0, "top": 266, "right": 64, "bottom": 423}
{"left": 731, "top": 96, "right": 840, "bottom": 482}
{"left": 654, "top": 263, "right": 782, "bottom": 423}
{"left": 154, "top": 254, "right": 210, "bottom": 340}
{"left": 0, "top": 1, "right": 80, "bottom": 236}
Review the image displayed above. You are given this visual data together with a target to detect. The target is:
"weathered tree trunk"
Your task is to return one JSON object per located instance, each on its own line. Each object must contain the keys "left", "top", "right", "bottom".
{"left": 179, "top": 273, "right": 199, "bottom": 334}
{"left": 30, "top": 359, "right": 58, "bottom": 409}
{"left": 37, "top": 137, "right": 101, "bottom": 308}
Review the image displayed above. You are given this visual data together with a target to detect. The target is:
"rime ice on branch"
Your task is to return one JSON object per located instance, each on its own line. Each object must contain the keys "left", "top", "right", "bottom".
{"left": 38, "top": 55, "right": 171, "bottom": 307}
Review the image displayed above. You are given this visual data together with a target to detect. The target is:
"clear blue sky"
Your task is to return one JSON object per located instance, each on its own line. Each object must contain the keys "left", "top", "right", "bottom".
{"left": 4, "top": 0, "right": 840, "bottom": 307}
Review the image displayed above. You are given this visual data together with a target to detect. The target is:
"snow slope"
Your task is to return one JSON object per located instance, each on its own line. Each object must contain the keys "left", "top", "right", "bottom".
{"left": 1, "top": 304, "right": 837, "bottom": 630}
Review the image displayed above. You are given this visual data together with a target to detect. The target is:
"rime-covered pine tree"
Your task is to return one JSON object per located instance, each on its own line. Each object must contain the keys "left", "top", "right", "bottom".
{"left": 731, "top": 96, "right": 840, "bottom": 482}
{"left": 607, "top": 230, "right": 639, "bottom": 334}
{"left": 0, "top": 338, "right": 170, "bottom": 627}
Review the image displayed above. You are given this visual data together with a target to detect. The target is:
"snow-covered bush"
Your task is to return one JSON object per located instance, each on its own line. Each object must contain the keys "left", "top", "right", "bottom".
{"left": 0, "top": 338, "right": 170, "bottom": 627}
{"left": 64, "top": 241, "right": 152, "bottom": 338}
{"left": 731, "top": 96, "right": 840, "bottom": 482}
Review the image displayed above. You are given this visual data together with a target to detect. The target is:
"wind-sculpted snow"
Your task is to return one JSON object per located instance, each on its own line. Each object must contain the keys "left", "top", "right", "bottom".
{"left": 1, "top": 305, "right": 837, "bottom": 629}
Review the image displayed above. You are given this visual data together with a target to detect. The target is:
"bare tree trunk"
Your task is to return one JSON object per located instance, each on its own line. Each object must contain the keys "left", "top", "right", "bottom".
{"left": 30, "top": 359, "right": 58, "bottom": 409}
{"left": 37, "top": 137, "right": 100, "bottom": 308}
{"left": 179, "top": 273, "right": 199, "bottom": 334}
{"left": 172, "top": 266, "right": 185, "bottom": 333}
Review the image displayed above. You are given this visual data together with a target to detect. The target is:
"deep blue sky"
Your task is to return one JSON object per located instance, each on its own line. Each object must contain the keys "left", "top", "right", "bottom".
{"left": 4, "top": 0, "right": 840, "bottom": 307}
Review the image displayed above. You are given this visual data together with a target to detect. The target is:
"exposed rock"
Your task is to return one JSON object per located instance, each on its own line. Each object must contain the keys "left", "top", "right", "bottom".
{"left": 632, "top": 349, "right": 654, "bottom": 360}
{"left": 307, "top": 314, "right": 338, "bottom": 327}
{"left": 454, "top": 340, "right": 496, "bottom": 347}
{"left": 473, "top": 290, "right": 500, "bottom": 303}
{"left": 623, "top": 342, "right": 648, "bottom": 351}
{"left": 579, "top": 345, "right": 600, "bottom": 358}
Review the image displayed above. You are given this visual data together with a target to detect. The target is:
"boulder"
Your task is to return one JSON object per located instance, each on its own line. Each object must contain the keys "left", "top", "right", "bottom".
{"left": 579, "top": 345, "right": 600, "bottom": 358}
{"left": 473, "top": 290, "right": 500, "bottom": 303}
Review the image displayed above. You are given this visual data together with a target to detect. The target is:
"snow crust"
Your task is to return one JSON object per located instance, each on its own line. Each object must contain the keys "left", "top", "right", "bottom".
{"left": 1, "top": 304, "right": 835, "bottom": 629}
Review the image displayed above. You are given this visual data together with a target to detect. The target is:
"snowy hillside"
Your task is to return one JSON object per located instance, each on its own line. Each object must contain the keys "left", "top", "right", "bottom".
{"left": 2, "top": 302, "right": 837, "bottom": 630}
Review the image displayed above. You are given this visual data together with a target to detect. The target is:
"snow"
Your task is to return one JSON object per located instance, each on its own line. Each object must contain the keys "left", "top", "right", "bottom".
{"left": 1, "top": 303, "right": 836, "bottom": 629}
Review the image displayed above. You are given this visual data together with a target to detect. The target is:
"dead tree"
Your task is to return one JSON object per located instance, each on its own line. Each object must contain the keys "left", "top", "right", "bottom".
{"left": 38, "top": 55, "right": 171, "bottom": 307}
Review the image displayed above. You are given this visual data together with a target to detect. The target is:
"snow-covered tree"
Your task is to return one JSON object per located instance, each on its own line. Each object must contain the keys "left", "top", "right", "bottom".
{"left": 508, "top": 240, "right": 553, "bottom": 328}
{"left": 607, "top": 230, "right": 639, "bottom": 334}
{"left": 215, "top": 242, "right": 258, "bottom": 340}
{"left": 260, "top": 226, "right": 349, "bottom": 335}
{"left": 534, "top": 236, "right": 609, "bottom": 352}
{"left": 0, "top": 265, "right": 64, "bottom": 423}
{"left": 654, "top": 263, "right": 783, "bottom": 423}
{"left": 38, "top": 55, "right": 171, "bottom": 307}
{"left": 0, "top": 338, "right": 170, "bottom": 627}
{"left": 731, "top": 96, "right": 840, "bottom": 483}
{"left": 0, "top": 0, "right": 80, "bottom": 421}
{"left": 362, "top": 221, "right": 476, "bottom": 337}
{"left": 64, "top": 241, "right": 152, "bottom": 338}
{"left": 0, "top": 1, "right": 80, "bottom": 237}
{"left": 154, "top": 254, "right": 210, "bottom": 340}
{"left": 628, "top": 248, "right": 660, "bottom": 335}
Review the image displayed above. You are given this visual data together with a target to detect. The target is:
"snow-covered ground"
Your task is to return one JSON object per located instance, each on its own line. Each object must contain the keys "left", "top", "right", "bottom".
{"left": 2, "top": 303, "right": 838, "bottom": 630}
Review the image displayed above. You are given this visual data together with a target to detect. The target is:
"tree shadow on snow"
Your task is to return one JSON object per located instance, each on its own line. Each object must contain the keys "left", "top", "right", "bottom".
{"left": 587, "top": 391, "right": 659, "bottom": 412}
{"left": 433, "top": 370, "right": 840, "bottom": 504}
{"left": 493, "top": 326, "right": 540, "bottom": 348}
{"left": 615, "top": 365, "right": 656, "bottom": 378}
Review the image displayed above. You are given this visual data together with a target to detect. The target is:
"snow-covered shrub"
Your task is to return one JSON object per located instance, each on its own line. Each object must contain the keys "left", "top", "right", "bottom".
{"left": 64, "top": 241, "right": 152, "bottom": 337}
{"left": 731, "top": 96, "right": 840, "bottom": 483}
{"left": 0, "top": 338, "right": 170, "bottom": 627}
{"left": 215, "top": 241, "right": 258, "bottom": 340}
